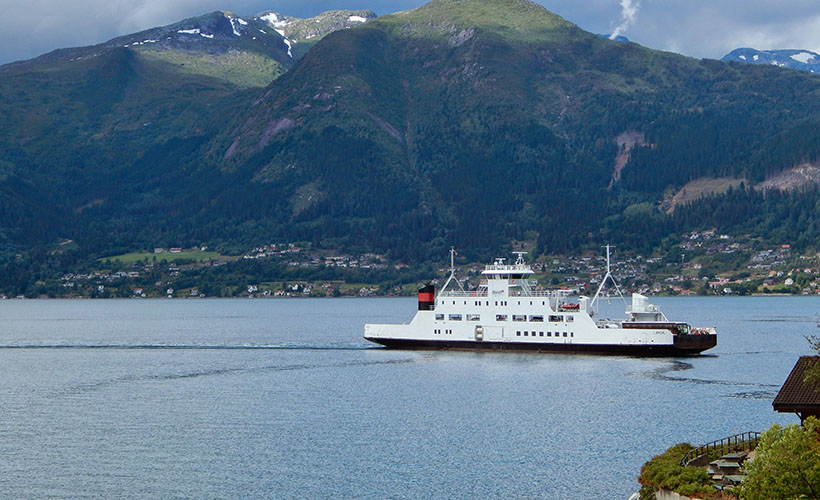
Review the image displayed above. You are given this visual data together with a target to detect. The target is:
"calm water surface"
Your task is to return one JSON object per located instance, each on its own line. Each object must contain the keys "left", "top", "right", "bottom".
{"left": 0, "top": 296, "right": 814, "bottom": 499}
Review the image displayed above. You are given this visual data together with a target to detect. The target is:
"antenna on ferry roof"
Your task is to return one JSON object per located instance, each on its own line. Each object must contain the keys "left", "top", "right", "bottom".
{"left": 441, "top": 246, "right": 466, "bottom": 293}
{"left": 512, "top": 251, "right": 527, "bottom": 266}
{"left": 590, "top": 244, "right": 627, "bottom": 311}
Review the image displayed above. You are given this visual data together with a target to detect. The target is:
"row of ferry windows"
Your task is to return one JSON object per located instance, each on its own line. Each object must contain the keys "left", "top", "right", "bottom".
{"left": 443, "top": 300, "right": 553, "bottom": 307}
{"left": 435, "top": 314, "right": 572, "bottom": 323}
{"left": 517, "top": 331, "right": 573, "bottom": 338}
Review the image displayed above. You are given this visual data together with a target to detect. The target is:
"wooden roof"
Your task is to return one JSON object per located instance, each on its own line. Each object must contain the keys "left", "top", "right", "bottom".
{"left": 773, "top": 356, "right": 820, "bottom": 413}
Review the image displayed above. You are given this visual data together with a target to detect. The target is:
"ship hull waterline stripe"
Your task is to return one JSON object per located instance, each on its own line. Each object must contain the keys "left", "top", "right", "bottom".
{"left": 364, "top": 335, "right": 717, "bottom": 356}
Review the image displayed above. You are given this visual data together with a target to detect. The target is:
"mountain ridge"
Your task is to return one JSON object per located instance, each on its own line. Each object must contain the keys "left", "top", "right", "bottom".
{"left": 3, "top": 0, "right": 820, "bottom": 287}
{"left": 722, "top": 47, "right": 820, "bottom": 73}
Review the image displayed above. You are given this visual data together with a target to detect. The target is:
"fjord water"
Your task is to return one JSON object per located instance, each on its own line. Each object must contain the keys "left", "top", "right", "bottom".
{"left": 0, "top": 297, "right": 809, "bottom": 499}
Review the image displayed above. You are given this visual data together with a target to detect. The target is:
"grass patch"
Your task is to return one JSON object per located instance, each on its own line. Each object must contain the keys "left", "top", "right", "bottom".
{"left": 136, "top": 47, "right": 285, "bottom": 88}
{"left": 102, "top": 251, "right": 225, "bottom": 264}
{"left": 376, "top": 0, "right": 583, "bottom": 43}
{"left": 638, "top": 443, "right": 718, "bottom": 499}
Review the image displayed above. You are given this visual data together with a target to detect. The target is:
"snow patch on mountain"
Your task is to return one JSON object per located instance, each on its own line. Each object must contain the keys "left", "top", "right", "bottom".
{"left": 229, "top": 18, "right": 241, "bottom": 36}
{"left": 722, "top": 47, "right": 820, "bottom": 73}
{"left": 259, "top": 12, "right": 290, "bottom": 28}
{"left": 790, "top": 52, "right": 816, "bottom": 63}
{"left": 176, "top": 28, "right": 216, "bottom": 39}
{"left": 256, "top": 9, "right": 376, "bottom": 45}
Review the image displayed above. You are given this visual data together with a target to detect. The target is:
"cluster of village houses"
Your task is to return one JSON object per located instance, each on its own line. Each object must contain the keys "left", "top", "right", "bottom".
{"left": 31, "top": 232, "right": 820, "bottom": 298}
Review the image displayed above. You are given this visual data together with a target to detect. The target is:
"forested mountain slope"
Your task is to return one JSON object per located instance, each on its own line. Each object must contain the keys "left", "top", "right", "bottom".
{"left": 2, "top": 0, "right": 820, "bottom": 270}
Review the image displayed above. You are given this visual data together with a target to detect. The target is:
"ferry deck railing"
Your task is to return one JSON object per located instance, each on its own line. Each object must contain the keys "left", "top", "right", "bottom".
{"left": 438, "top": 289, "right": 576, "bottom": 298}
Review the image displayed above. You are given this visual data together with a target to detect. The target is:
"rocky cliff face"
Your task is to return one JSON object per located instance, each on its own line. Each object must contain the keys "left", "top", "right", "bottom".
{"left": 256, "top": 9, "right": 377, "bottom": 60}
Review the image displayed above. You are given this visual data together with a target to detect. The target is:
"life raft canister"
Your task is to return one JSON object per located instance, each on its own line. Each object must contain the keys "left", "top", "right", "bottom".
{"left": 417, "top": 284, "right": 435, "bottom": 311}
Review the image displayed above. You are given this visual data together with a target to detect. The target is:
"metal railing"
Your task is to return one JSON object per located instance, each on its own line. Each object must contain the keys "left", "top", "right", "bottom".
{"left": 680, "top": 431, "right": 762, "bottom": 467}
{"left": 438, "top": 290, "right": 488, "bottom": 297}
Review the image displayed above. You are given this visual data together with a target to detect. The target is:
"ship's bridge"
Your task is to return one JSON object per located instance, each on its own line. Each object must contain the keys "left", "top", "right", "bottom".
{"left": 481, "top": 254, "right": 534, "bottom": 280}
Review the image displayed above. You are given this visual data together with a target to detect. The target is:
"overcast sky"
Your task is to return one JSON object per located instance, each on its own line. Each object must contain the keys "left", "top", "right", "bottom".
{"left": 3, "top": 0, "right": 820, "bottom": 66}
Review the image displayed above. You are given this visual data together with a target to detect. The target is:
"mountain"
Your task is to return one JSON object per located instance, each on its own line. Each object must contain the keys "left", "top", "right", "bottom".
{"left": 722, "top": 48, "right": 820, "bottom": 73}
{"left": 8, "top": 11, "right": 294, "bottom": 88}
{"left": 4, "top": 0, "right": 820, "bottom": 284}
{"left": 208, "top": 0, "right": 820, "bottom": 259}
{"left": 0, "top": 8, "right": 369, "bottom": 259}
{"left": 256, "top": 9, "right": 377, "bottom": 60}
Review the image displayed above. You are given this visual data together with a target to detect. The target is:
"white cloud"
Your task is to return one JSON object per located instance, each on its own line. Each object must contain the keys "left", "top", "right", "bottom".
{"left": 610, "top": 0, "right": 640, "bottom": 40}
{"left": 545, "top": 0, "right": 820, "bottom": 58}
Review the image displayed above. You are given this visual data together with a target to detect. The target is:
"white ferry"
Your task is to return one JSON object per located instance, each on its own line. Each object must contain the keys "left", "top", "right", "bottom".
{"left": 364, "top": 249, "right": 717, "bottom": 356}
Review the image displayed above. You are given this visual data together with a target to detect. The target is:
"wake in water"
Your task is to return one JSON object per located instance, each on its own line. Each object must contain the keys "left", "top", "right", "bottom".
{"left": 55, "top": 357, "right": 418, "bottom": 397}
{"left": 723, "top": 390, "right": 778, "bottom": 400}
{"left": 0, "top": 343, "right": 375, "bottom": 350}
{"left": 630, "top": 359, "right": 780, "bottom": 389}
{"left": 744, "top": 315, "right": 818, "bottom": 323}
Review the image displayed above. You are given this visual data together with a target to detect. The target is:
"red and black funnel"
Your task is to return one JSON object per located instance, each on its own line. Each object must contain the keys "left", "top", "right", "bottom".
{"left": 417, "top": 283, "right": 435, "bottom": 311}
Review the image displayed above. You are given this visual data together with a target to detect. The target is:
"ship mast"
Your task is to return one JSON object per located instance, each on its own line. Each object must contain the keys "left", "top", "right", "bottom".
{"left": 590, "top": 244, "right": 626, "bottom": 310}
{"left": 511, "top": 251, "right": 534, "bottom": 294}
{"left": 440, "top": 247, "right": 465, "bottom": 293}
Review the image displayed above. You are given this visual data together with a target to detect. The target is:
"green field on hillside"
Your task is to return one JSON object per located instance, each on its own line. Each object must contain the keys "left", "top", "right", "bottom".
{"left": 102, "top": 251, "right": 226, "bottom": 264}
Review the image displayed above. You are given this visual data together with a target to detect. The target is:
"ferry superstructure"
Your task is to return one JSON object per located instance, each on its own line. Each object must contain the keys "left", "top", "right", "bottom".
{"left": 364, "top": 249, "right": 717, "bottom": 356}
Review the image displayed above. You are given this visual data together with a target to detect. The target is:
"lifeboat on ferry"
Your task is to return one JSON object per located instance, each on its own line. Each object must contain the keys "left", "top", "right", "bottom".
{"left": 560, "top": 303, "right": 580, "bottom": 311}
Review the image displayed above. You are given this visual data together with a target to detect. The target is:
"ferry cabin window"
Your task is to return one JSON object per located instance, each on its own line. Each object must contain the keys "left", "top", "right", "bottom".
{"left": 516, "top": 331, "right": 521, "bottom": 336}
{"left": 496, "top": 314, "right": 508, "bottom": 321}
{"left": 513, "top": 315, "right": 526, "bottom": 322}
{"left": 530, "top": 315, "right": 544, "bottom": 322}
{"left": 547, "top": 331, "right": 552, "bottom": 337}
{"left": 563, "top": 332, "right": 568, "bottom": 337}
{"left": 467, "top": 314, "right": 480, "bottom": 321}
{"left": 539, "top": 331, "right": 544, "bottom": 337}
{"left": 567, "top": 316, "right": 574, "bottom": 323}
{"left": 435, "top": 314, "right": 444, "bottom": 320}
{"left": 549, "top": 315, "right": 564, "bottom": 322}
{"left": 524, "top": 331, "right": 528, "bottom": 336}
{"left": 449, "top": 314, "right": 462, "bottom": 321}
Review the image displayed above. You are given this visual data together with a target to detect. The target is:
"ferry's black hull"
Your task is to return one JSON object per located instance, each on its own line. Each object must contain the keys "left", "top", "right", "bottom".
{"left": 365, "top": 334, "right": 717, "bottom": 357}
